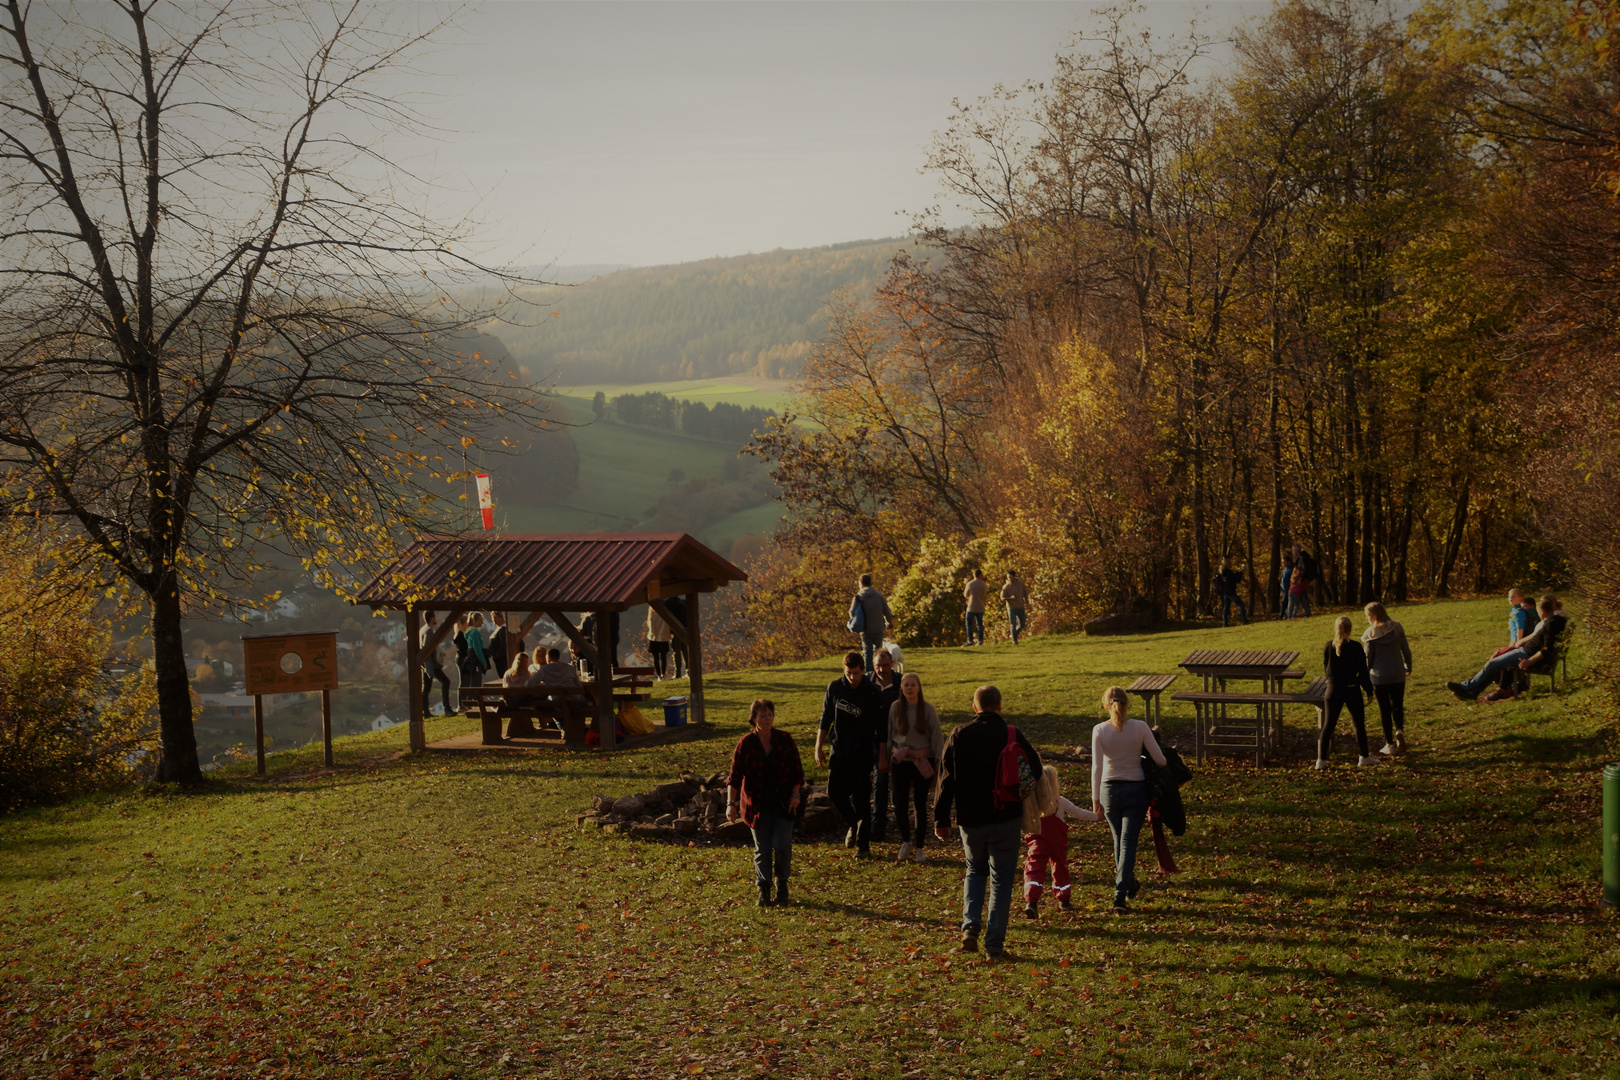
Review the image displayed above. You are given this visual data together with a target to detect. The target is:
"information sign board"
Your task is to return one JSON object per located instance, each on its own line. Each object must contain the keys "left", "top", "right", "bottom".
{"left": 242, "top": 631, "right": 339, "bottom": 695}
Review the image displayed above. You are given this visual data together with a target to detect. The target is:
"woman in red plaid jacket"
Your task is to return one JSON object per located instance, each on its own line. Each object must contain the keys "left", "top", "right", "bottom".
{"left": 727, "top": 699, "right": 805, "bottom": 908}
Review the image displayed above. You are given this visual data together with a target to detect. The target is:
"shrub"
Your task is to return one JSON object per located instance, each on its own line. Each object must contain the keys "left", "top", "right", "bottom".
{"left": 0, "top": 526, "right": 157, "bottom": 811}
{"left": 890, "top": 535, "right": 1016, "bottom": 647}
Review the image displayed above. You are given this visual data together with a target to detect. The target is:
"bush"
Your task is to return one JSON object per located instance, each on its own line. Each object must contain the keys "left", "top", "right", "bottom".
{"left": 0, "top": 526, "right": 157, "bottom": 811}
{"left": 890, "top": 536, "right": 1016, "bottom": 647}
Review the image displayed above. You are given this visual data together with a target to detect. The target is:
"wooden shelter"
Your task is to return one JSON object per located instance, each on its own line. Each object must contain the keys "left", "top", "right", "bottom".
{"left": 353, "top": 533, "right": 746, "bottom": 752}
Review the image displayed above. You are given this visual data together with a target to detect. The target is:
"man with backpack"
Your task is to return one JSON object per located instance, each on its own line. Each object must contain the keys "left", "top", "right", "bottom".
{"left": 934, "top": 685, "right": 1042, "bottom": 960}
{"left": 815, "top": 651, "right": 889, "bottom": 857}
{"left": 847, "top": 574, "right": 894, "bottom": 675}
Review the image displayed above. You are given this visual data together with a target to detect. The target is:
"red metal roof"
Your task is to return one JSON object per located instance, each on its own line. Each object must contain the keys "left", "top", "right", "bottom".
{"left": 353, "top": 533, "right": 747, "bottom": 610}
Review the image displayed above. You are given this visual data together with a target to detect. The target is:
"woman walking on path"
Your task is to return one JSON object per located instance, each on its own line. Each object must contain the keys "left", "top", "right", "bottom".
{"left": 1318, "top": 615, "right": 1378, "bottom": 770}
{"left": 1361, "top": 603, "right": 1413, "bottom": 757}
{"left": 1091, "top": 686, "right": 1166, "bottom": 913}
{"left": 888, "top": 673, "right": 943, "bottom": 864}
{"left": 727, "top": 699, "right": 805, "bottom": 907}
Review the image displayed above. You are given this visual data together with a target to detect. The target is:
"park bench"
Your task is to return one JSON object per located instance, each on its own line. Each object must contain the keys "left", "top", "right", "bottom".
{"left": 1523, "top": 630, "right": 1572, "bottom": 699}
{"left": 1173, "top": 676, "right": 1328, "bottom": 766}
{"left": 1126, "top": 674, "right": 1177, "bottom": 730}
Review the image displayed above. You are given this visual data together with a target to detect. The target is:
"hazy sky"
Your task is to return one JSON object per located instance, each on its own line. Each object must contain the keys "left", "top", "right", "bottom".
{"left": 431, "top": 1, "right": 1271, "bottom": 268}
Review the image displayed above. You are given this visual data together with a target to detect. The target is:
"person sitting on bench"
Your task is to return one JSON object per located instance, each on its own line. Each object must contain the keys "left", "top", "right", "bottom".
{"left": 1448, "top": 594, "right": 1567, "bottom": 702}
{"left": 530, "top": 647, "right": 583, "bottom": 689}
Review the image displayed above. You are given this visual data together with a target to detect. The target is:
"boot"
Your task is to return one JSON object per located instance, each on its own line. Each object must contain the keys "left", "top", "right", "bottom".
{"left": 775, "top": 876, "right": 790, "bottom": 908}
{"left": 1023, "top": 900, "right": 1039, "bottom": 919}
{"left": 756, "top": 884, "right": 773, "bottom": 907}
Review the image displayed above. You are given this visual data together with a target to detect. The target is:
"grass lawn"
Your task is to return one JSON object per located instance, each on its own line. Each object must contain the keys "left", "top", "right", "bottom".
{"left": 3, "top": 595, "right": 1617, "bottom": 1079}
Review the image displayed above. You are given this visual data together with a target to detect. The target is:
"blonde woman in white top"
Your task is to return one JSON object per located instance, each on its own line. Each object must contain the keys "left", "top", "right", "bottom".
{"left": 1091, "top": 685, "right": 1166, "bottom": 913}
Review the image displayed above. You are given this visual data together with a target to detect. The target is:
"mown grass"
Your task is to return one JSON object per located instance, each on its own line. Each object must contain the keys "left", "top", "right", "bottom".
{"left": 3, "top": 596, "right": 1617, "bottom": 1079}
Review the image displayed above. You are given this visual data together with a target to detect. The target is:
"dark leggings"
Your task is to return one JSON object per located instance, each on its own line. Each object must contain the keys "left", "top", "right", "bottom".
{"left": 1319, "top": 690, "right": 1369, "bottom": 760}
{"left": 891, "top": 760, "right": 931, "bottom": 847}
{"left": 1372, "top": 683, "right": 1406, "bottom": 742}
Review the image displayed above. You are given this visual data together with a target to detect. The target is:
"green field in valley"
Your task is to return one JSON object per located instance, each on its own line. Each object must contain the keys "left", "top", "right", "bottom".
{"left": 557, "top": 377, "right": 796, "bottom": 415}
{"left": 4, "top": 595, "right": 1616, "bottom": 1078}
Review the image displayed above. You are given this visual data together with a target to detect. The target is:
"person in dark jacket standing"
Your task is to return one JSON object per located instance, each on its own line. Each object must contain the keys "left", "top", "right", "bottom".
{"left": 934, "top": 685, "right": 1042, "bottom": 960}
{"left": 1317, "top": 616, "right": 1377, "bottom": 770}
{"left": 1213, "top": 558, "right": 1249, "bottom": 626}
{"left": 815, "top": 651, "right": 888, "bottom": 857}
{"left": 869, "top": 648, "right": 903, "bottom": 843}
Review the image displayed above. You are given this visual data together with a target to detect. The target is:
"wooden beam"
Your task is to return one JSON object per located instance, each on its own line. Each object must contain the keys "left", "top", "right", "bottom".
{"left": 405, "top": 609, "right": 425, "bottom": 753}
{"left": 514, "top": 610, "right": 546, "bottom": 643}
{"left": 543, "top": 608, "right": 600, "bottom": 668}
{"left": 686, "top": 591, "right": 705, "bottom": 727}
{"left": 648, "top": 598, "right": 689, "bottom": 647}
{"left": 596, "top": 612, "right": 616, "bottom": 750}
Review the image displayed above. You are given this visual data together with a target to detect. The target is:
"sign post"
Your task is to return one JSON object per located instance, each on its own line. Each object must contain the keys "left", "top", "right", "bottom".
{"left": 241, "top": 631, "right": 340, "bottom": 772}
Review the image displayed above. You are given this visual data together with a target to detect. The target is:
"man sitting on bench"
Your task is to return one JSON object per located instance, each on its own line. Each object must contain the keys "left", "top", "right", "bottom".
{"left": 1448, "top": 594, "right": 1567, "bottom": 702}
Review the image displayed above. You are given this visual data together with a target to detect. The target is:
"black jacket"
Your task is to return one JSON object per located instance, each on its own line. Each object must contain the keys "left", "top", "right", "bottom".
{"left": 1143, "top": 742, "right": 1192, "bottom": 836}
{"left": 1323, "top": 640, "right": 1374, "bottom": 698}
{"left": 819, "top": 674, "right": 887, "bottom": 768}
{"left": 934, "top": 712, "right": 1042, "bottom": 829}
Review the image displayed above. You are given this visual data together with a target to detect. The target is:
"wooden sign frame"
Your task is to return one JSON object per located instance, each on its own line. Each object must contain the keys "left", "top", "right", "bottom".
{"left": 241, "top": 631, "right": 340, "bottom": 773}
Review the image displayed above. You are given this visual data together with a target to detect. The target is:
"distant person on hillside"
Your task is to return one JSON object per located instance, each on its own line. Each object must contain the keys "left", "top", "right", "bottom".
{"left": 1213, "top": 558, "right": 1249, "bottom": 626}
{"left": 419, "top": 612, "right": 454, "bottom": 716}
{"left": 1318, "top": 616, "right": 1377, "bottom": 769}
{"left": 848, "top": 574, "right": 894, "bottom": 674}
{"left": 963, "top": 568, "right": 988, "bottom": 646}
{"left": 1279, "top": 552, "right": 1297, "bottom": 620}
{"left": 1091, "top": 686, "right": 1166, "bottom": 913}
{"left": 869, "top": 648, "right": 903, "bottom": 843}
{"left": 1292, "top": 543, "right": 1318, "bottom": 617}
{"left": 936, "top": 684, "right": 1042, "bottom": 958}
{"left": 646, "top": 606, "right": 673, "bottom": 679}
{"left": 815, "top": 651, "right": 888, "bottom": 858}
{"left": 1448, "top": 594, "right": 1567, "bottom": 702}
{"left": 665, "top": 597, "right": 689, "bottom": 679}
{"left": 1001, "top": 570, "right": 1029, "bottom": 644}
{"left": 1361, "top": 602, "right": 1413, "bottom": 757}
{"left": 888, "top": 672, "right": 942, "bottom": 864}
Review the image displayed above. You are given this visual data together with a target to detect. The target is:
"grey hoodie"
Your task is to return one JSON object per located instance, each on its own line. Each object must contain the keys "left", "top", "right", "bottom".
{"left": 1360, "top": 620, "right": 1412, "bottom": 686}
{"left": 850, "top": 586, "right": 893, "bottom": 639}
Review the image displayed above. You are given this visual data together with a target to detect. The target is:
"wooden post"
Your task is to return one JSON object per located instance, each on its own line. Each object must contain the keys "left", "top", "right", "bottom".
{"left": 405, "top": 609, "right": 425, "bottom": 753}
{"left": 596, "top": 612, "right": 616, "bottom": 750}
{"left": 321, "top": 687, "right": 334, "bottom": 767}
{"left": 254, "top": 694, "right": 265, "bottom": 776}
{"left": 686, "top": 592, "right": 705, "bottom": 727}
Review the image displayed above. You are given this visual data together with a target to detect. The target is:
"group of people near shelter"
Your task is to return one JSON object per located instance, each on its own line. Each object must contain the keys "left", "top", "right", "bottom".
{"left": 726, "top": 648, "right": 1187, "bottom": 960}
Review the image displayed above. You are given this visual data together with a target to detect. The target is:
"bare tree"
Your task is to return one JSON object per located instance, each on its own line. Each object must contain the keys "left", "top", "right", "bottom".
{"left": 0, "top": 1, "right": 552, "bottom": 784}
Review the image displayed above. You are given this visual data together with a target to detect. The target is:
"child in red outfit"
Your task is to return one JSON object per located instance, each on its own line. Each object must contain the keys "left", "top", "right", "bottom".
{"left": 1022, "top": 765, "right": 1100, "bottom": 917}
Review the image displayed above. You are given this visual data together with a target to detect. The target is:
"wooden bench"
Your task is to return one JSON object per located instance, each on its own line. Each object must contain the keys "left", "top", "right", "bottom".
{"left": 1126, "top": 674, "right": 1177, "bottom": 730}
{"left": 1523, "top": 637, "right": 1571, "bottom": 699}
{"left": 1172, "top": 677, "right": 1328, "bottom": 766}
{"left": 461, "top": 686, "right": 588, "bottom": 747}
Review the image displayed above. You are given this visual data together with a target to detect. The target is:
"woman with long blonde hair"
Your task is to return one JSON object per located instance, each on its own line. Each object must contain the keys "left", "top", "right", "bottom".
{"left": 1361, "top": 601, "right": 1413, "bottom": 755}
{"left": 888, "top": 672, "right": 942, "bottom": 864}
{"left": 1090, "top": 685, "right": 1165, "bottom": 913}
{"left": 1319, "top": 614, "right": 1376, "bottom": 770}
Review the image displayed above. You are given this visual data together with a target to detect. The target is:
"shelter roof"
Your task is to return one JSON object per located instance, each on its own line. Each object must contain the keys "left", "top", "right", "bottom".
{"left": 353, "top": 533, "right": 746, "bottom": 611}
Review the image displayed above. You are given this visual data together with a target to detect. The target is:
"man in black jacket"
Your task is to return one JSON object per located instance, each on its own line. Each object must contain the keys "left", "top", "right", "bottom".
{"left": 815, "top": 651, "right": 888, "bottom": 857}
{"left": 934, "top": 685, "right": 1042, "bottom": 959}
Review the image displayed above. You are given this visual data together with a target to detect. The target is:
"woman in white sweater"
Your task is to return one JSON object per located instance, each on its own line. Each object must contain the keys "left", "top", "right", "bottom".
{"left": 1091, "top": 685, "right": 1166, "bottom": 913}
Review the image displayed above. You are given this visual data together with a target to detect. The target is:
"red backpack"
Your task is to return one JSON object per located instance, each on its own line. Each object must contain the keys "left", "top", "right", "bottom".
{"left": 994, "top": 724, "right": 1038, "bottom": 810}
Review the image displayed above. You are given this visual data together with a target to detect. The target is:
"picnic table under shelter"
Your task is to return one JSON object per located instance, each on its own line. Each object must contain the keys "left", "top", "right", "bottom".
{"left": 353, "top": 532, "right": 746, "bottom": 753}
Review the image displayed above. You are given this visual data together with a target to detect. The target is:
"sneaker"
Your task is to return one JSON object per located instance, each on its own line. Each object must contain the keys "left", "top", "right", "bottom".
{"left": 985, "top": 949, "right": 1013, "bottom": 963}
{"left": 1023, "top": 900, "right": 1039, "bottom": 919}
{"left": 856, "top": 846, "right": 871, "bottom": 859}
{"left": 844, "top": 828, "right": 857, "bottom": 849}
{"left": 1446, "top": 681, "right": 1476, "bottom": 701}
{"left": 1393, "top": 731, "right": 1408, "bottom": 756}
{"left": 896, "top": 842, "right": 913, "bottom": 863}
{"left": 1313, "top": 759, "right": 1331, "bottom": 771}
{"left": 960, "top": 928, "right": 979, "bottom": 953}
{"left": 912, "top": 848, "right": 928, "bottom": 865}
{"left": 1378, "top": 743, "right": 1396, "bottom": 756}
{"left": 1357, "top": 755, "right": 1380, "bottom": 767}
{"left": 1112, "top": 900, "right": 1131, "bottom": 914}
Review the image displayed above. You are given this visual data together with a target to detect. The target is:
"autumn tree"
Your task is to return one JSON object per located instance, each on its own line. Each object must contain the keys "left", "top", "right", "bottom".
{"left": 0, "top": 1, "right": 550, "bottom": 784}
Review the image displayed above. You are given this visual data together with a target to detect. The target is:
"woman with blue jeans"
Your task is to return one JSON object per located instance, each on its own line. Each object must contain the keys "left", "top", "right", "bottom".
{"left": 727, "top": 699, "right": 804, "bottom": 907}
{"left": 1091, "top": 686, "right": 1166, "bottom": 913}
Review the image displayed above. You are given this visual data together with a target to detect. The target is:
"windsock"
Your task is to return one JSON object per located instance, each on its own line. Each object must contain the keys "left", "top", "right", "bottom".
{"left": 475, "top": 472, "right": 494, "bottom": 530}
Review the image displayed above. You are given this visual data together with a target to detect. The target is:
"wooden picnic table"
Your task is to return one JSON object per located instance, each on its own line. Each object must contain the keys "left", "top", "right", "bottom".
{"left": 1125, "top": 674, "right": 1177, "bottom": 730}
{"left": 1172, "top": 649, "right": 1306, "bottom": 765}
{"left": 462, "top": 667, "right": 656, "bottom": 747}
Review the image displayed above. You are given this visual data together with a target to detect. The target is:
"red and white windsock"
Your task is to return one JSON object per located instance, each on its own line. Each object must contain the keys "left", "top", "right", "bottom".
{"left": 475, "top": 472, "right": 494, "bottom": 530}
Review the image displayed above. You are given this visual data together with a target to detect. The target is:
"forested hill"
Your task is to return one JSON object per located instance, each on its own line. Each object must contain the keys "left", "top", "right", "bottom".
{"left": 486, "top": 237, "right": 912, "bottom": 383}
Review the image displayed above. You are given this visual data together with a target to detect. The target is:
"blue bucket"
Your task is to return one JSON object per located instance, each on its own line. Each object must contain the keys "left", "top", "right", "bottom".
{"left": 663, "top": 696, "right": 689, "bottom": 727}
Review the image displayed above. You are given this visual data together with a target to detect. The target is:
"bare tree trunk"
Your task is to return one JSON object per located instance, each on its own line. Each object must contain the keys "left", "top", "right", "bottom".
{"left": 1437, "top": 480, "right": 1470, "bottom": 598}
{"left": 1474, "top": 505, "right": 1492, "bottom": 593}
{"left": 151, "top": 574, "right": 201, "bottom": 785}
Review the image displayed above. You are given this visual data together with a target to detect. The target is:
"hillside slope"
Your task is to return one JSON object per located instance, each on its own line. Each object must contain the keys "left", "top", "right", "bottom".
{"left": 486, "top": 237, "right": 913, "bottom": 383}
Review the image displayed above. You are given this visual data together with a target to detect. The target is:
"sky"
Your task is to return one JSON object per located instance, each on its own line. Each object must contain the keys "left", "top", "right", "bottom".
{"left": 426, "top": 1, "right": 1272, "bottom": 269}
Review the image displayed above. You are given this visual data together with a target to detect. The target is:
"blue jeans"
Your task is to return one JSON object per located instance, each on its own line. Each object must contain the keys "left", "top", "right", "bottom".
{"left": 1462, "top": 648, "right": 1526, "bottom": 696}
{"left": 1102, "top": 780, "right": 1151, "bottom": 905}
{"left": 862, "top": 634, "right": 884, "bottom": 675}
{"left": 1007, "top": 607, "right": 1027, "bottom": 642}
{"left": 750, "top": 812, "right": 794, "bottom": 888}
{"left": 1220, "top": 593, "right": 1248, "bottom": 626}
{"left": 965, "top": 611, "right": 985, "bottom": 645}
{"left": 958, "top": 818, "right": 1021, "bottom": 953}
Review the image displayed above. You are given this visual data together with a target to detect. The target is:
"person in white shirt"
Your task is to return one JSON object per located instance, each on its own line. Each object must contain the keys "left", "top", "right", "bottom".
{"left": 1091, "top": 685, "right": 1166, "bottom": 913}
